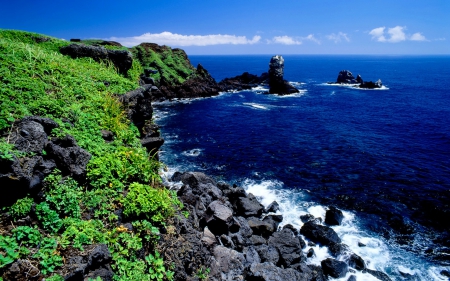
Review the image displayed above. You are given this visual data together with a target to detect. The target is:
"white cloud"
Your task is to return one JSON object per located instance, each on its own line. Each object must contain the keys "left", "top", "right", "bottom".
{"left": 387, "top": 26, "right": 406, "bottom": 43}
{"left": 107, "top": 31, "right": 261, "bottom": 47}
{"left": 303, "top": 34, "right": 321, "bottom": 44}
{"left": 369, "top": 26, "right": 428, "bottom": 43}
{"left": 327, "top": 32, "right": 350, "bottom": 43}
{"left": 410, "top": 32, "right": 427, "bottom": 41}
{"left": 369, "top": 27, "right": 387, "bottom": 42}
{"left": 272, "top": 36, "right": 302, "bottom": 45}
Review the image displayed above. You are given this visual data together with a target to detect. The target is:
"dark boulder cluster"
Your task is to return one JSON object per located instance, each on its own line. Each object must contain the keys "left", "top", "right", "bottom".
{"left": 0, "top": 116, "right": 91, "bottom": 207}
{"left": 60, "top": 44, "right": 133, "bottom": 75}
{"left": 157, "top": 171, "right": 392, "bottom": 281}
{"left": 334, "top": 70, "right": 383, "bottom": 89}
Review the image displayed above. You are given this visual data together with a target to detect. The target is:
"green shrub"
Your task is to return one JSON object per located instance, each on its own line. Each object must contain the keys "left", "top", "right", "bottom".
{"left": 35, "top": 202, "right": 62, "bottom": 233}
{"left": 123, "top": 183, "right": 182, "bottom": 223}
{"left": 6, "top": 197, "right": 34, "bottom": 219}
{"left": 59, "top": 218, "right": 107, "bottom": 250}
{"left": 44, "top": 172, "right": 83, "bottom": 218}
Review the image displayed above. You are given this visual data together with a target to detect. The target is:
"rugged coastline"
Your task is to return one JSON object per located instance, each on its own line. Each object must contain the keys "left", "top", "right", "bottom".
{"left": 1, "top": 29, "right": 448, "bottom": 281}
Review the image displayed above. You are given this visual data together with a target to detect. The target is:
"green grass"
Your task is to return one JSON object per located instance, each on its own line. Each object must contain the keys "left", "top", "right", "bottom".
{"left": 130, "top": 44, "right": 196, "bottom": 86}
{"left": 0, "top": 29, "right": 183, "bottom": 280}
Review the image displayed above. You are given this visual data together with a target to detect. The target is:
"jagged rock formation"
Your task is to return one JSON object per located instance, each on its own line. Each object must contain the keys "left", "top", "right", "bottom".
{"left": 335, "top": 70, "right": 383, "bottom": 89}
{"left": 268, "top": 55, "right": 299, "bottom": 95}
{"left": 60, "top": 44, "right": 133, "bottom": 75}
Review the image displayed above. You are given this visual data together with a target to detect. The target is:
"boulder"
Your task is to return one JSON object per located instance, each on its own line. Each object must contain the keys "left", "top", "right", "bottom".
{"left": 243, "top": 246, "right": 261, "bottom": 265}
{"left": 180, "top": 172, "right": 217, "bottom": 191}
{"left": 282, "top": 224, "right": 299, "bottom": 236}
{"left": 328, "top": 242, "right": 350, "bottom": 257}
{"left": 308, "top": 264, "right": 328, "bottom": 281}
{"left": 246, "top": 262, "right": 309, "bottom": 281}
{"left": 348, "top": 275, "right": 357, "bottom": 281}
{"left": 300, "top": 214, "right": 315, "bottom": 223}
{"left": 140, "top": 137, "right": 164, "bottom": 156}
{"left": 60, "top": 44, "right": 133, "bottom": 75}
{"left": 9, "top": 116, "right": 58, "bottom": 154}
{"left": 201, "top": 227, "right": 217, "bottom": 246}
{"left": 250, "top": 235, "right": 267, "bottom": 246}
{"left": 265, "top": 201, "right": 280, "bottom": 213}
{"left": 325, "top": 206, "right": 344, "bottom": 226}
{"left": 255, "top": 244, "right": 279, "bottom": 264}
{"left": 360, "top": 79, "right": 383, "bottom": 89}
{"left": 306, "top": 248, "right": 315, "bottom": 258}
{"left": 230, "top": 216, "right": 253, "bottom": 237}
{"left": 209, "top": 246, "right": 246, "bottom": 281}
{"left": 205, "top": 200, "right": 233, "bottom": 235}
{"left": 247, "top": 217, "right": 276, "bottom": 238}
{"left": 236, "top": 193, "right": 264, "bottom": 217}
{"left": 348, "top": 253, "right": 366, "bottom": 270}
{"left": 46, "top": 135, "right": 91, "bottom": 180}
{"left": 321, "top": 258, "right": 348, "bottom": 278}
{"left": 268, "top": 228, "right": 305, "bottom": 267}
{"left": 300, "top": 221, "right": 341, "bottom": 246}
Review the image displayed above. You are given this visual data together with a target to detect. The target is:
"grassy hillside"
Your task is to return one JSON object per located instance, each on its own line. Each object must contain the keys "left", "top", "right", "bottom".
{"left": 0, "top": 30, "right": 182, "bottom": 281}
{"left": 130, "top": 43, "right": 196, "bottom": 86}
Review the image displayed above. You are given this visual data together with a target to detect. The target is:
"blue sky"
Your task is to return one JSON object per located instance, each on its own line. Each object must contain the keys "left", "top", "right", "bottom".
{"left": 1, "top": 0, "right": 449, "bottom": 54}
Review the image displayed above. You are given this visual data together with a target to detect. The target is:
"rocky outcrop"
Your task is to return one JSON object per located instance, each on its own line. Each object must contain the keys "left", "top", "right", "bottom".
{"left": 0, "top": 116, "right": 90, "bottom": 207}
{"left": 157, "top": 64, "right": 223, "bottom": 100}
{"left": 334, "top": 70, "right": 383, "bottom": 89}
{"left": 218, "top": 72, "right": 269, "bottom": 92}
{"left": 325, "top": 206, "right": 344, "bottom": 225}
{"left": 268, "top": 55, "right": 299, "bottom": 95}
{"left": 60, "top": 44, "right": 133, "bottom": 75}
{"left": 157, "top": 171, "right": 392, "bottom": 281}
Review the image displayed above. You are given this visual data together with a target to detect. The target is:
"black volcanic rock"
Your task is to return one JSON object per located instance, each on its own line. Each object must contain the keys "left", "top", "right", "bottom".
{"left": 300, "top": 221, "right": 341, "bottom": 246}
{"left": 337, "top": 70, "right": 358, "bottom": 84}
{"left": 268, "top": 55, "right": 299, "bottom": 95}
{"left": 60, "top": 44, "right": 132, "bottom": 75}
{"left": 325, "top": 206, "right": 344, "bottom": 226}
{"left": 321, "top": 258, "right": 348, "bottom": 278}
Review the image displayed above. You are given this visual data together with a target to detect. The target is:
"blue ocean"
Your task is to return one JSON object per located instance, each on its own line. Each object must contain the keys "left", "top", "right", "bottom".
{"left": 154, "top": 55, "right": 450, "bottom": 280}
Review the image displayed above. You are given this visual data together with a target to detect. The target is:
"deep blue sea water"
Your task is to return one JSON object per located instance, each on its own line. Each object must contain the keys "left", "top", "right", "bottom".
{"left": 154, "top": 55, "right": 450, "bottom": 280}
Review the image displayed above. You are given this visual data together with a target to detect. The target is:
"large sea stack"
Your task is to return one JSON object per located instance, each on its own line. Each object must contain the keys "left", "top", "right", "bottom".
{"left": 268, "top": 55, "right": 299, "bottom": 95}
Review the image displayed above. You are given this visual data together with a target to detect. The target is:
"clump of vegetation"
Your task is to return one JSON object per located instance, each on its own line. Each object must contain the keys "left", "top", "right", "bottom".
{"left": 130, "top": 43, "right": 196, "bottom": 86}
{"left": 0, "top": 29, "right": 183, "bottom": 280}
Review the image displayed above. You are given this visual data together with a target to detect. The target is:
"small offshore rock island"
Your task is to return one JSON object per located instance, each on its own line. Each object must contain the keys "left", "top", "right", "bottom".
{"left": 1, "top": 29, "right": 446, "bottom": 281}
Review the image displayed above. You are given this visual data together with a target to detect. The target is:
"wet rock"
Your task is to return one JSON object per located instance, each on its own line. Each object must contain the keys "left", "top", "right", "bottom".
{"left": 328, "top": 243, "right": 350, "bottom": 257}
{"left": 307, "top": 248, "right": 315, "bottom": 258}
{"left": 321, "top": 258, "right": 348, "bottom": 278}
{"left": 247, "top": 217, "right": 276, "bottom": 238}
{"left": 325, "top": 206, "right": 344, "bottom": 226}
{"left": 300, "top": 221, "right": 341, "bottom": 246}
{"left": 236, "top": 193, "right": 264, "bottom": 217}
{"left": 60, "top": 44, "right": 133, "bottom": 75}
{"left": 348, "top": 253, "right": 365, "bottom": 270}
{"left": 358, "top": 241, "right": 366, "bottom": 247}
{"left": 218, "top": 72, "right": 267, "bottom": 92}
{"left": 282, "top": 224, "right": 299, "bottom": 236}
{"left": 441, "top": 270, "right": 450, "bottom": 277}
{"left": 265, "top": 201, "right": 280, "bottom": 213}
{"left": 365, "top": 269, "right": 393, "bottom": 281}
{"left": 308, "top": 264, "right": 327, "bottom": 281}
{"left": 209, "top": 246, "right": 245, "bottom": 281}
{"left": 263, "top": 215, "right": 283, "bottom": 231}
{"left": 268, "top": 228, "right": 305, "bottom": 267}
{"left": 46, "top": 134, "right": 91, "bottom": 180}
{"left": 300, "top": 214, "right": 315, "bottom": 223}
{"left": 348, "top": 275, "right": 357, "bottom": 281}
{"left": 205, "top": 200, "right": 233, "bottom": 235}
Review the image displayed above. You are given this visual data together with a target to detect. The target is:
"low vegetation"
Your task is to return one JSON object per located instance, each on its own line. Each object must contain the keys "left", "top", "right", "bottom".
{"left": 0, "top": 29, "right": 183, "bottom": 280}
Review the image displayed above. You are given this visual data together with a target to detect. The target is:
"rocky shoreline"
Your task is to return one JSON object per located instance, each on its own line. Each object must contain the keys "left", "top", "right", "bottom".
{"left": 155, "top": 171, "right": 394, "bottom": 281}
